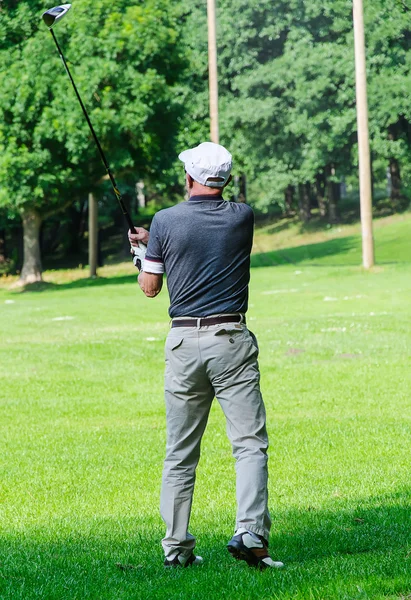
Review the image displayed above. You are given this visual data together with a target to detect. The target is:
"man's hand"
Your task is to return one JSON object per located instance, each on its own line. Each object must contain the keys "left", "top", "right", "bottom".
{"left": 130, "top": 244, "right": 146, "bottom": 272}
{"left": 128, "top": 227, "right": 149, "bottom": 246}
{"left": 128, "top": 227, "right": 149, "bottom": 272}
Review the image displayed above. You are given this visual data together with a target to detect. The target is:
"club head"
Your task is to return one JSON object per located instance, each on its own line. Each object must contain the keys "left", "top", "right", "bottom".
{"left": 42, "top": 4, "right": 72, "bottom": 29}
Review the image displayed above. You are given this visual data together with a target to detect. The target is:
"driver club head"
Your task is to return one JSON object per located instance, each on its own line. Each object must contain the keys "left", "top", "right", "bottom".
{"left": 42, "top": 4, "right": 72, "bottom": 29}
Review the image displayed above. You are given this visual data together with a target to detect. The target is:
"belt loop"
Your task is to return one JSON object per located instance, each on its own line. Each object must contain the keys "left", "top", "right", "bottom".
{"left": 197, "top": 318, "right": 201, "bottom": 328}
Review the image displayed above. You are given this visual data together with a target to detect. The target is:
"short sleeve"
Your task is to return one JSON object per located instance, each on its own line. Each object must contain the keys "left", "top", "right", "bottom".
{"left": 145, "top": 215, "right": 165, "bottom": 274}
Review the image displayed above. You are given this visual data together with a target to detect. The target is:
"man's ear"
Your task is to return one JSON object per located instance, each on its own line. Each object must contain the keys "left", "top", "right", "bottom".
{"left": 186, "top": 173, "right": 194, "bottom": 188}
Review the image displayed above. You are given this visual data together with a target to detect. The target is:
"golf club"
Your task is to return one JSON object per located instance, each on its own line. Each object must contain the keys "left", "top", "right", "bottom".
{"left": 42, "top": 4, "right": 137, "bottom": 234}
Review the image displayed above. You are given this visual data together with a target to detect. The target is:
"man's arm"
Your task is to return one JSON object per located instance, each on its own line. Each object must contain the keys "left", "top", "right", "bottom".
{"left": 138, "top": 271, "right": 163, "bottom": 298}
{"left": 129, "top": 223, "right": 164, "bottom": 297}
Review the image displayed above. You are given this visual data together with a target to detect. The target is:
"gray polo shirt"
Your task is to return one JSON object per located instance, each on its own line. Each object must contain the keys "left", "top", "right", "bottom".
{"left": 144, "top": 195, "right": 254, "bottom": 318}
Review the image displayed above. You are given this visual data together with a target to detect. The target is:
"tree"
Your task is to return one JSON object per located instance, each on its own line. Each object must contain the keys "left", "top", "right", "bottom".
{"left": 366, "top": 0, "right": 411, "bottom": 210}
{"left": 183, "top": 0, "right": 357, "bottom": 217}
{"left": 0, "top": 0, "right": 187, "bottom": 282}
{"left": 183, "top": 0, "right": 411, "bottom": 220}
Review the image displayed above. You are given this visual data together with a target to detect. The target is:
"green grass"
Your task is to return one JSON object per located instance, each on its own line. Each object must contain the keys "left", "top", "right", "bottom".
{"left": 1, "top": 214, "right": 411, "bottom": 599}
{"left": 252, "top": 212, "right": 411, "bottom": 266}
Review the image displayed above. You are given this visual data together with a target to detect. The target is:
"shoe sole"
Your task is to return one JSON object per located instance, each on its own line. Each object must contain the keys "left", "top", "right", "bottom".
{"left": 227, "top": 540, "right": 265, "bottom": 569}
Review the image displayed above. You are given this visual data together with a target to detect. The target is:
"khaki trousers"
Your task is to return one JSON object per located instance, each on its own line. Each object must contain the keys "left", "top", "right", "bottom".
{"left": 160, "top": 321, "right": 271, "bottom": 559}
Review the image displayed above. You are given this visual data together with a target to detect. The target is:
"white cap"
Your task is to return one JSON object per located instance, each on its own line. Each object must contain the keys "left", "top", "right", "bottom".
{"left": 178, "top": 142, "right": 232, "bottom": 188}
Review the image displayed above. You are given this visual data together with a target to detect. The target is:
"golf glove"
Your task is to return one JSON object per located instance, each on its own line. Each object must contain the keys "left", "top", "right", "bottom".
{"left": 130, "top": 242, "right": 147, "bottom": 272}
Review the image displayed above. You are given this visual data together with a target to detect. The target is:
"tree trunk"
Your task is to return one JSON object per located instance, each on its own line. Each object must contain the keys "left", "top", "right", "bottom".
{"left": 284, "top": 185, "right": 294, "bottom": 216}
{"left": 136, "top": 181, "right": 146, "bottom": 209}
{"left": 97, "top": 229, "right": 104, "bottom": 268}
{"left": 122, "top": 194, "right": 132, "bottom": 257}
{"left": 88, "top": 192, "right": 98, "bottom": 278}
{"left": 389, "top": 158, "right": 402, "bottom": 209}
{"left": 298, "top": 182, "right": 311, "bottom": 222}
{"left": 326, "top": 165, "right": 340, "bottom": 224}
{"left": 387, "top": 125, "right": 404, "bottom": 211}
{"left": 315, "top": 174, "right": 327, "bottom": 217}
{"left": 328, "top": 182, "right": 340, "bottom": 224}
{"left": 0, "top": 229, "right": 6, "bottom": 265}
{"left": 67, "top": 201, "right": 86, "bottom": 255}
{"left": 20, "top": 208, "right": 43, "bottom": 283}
{"left": 238, "top": 173, "right": 247, "bottom": 203}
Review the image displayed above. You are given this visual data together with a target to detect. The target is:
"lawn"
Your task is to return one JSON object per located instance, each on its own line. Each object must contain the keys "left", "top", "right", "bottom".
{"left": 0, "top": 213, "right": 410, "bottom": 599}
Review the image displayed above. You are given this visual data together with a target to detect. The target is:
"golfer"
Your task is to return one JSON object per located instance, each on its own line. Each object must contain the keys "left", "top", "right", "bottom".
{"left": 129, "top": 142, "right": 284, "bottom": 570}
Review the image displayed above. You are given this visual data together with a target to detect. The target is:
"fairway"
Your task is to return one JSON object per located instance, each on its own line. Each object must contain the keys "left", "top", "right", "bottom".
{"left": 1, "top": 216, "right": 411, "bottom": 599}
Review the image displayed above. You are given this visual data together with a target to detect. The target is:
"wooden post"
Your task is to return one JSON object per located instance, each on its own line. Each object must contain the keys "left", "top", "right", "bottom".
{"left": 207, "top": 0, "right": 219, "bottom": 144}
{"left": 136, "top": 181, "right": 146, "bottom": 209}
{"left": 88, "top": 192, "right": 98, "bottom": 278}
{"left": 353, "top": 0, "right": 375, "bottom": 268}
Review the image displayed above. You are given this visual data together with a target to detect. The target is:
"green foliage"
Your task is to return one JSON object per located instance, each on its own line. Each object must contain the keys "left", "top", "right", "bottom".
{"left": 0, "top": 0, "right": 187, "bottom": 217}
{"left": 0, "top": 0, "right": 43, "bottom": 48}
{"left": 182, "top": 0, "right": 411, "bottom": 213}
{"left": 216, "top": 0, "right": 357, "bottom": 209}
{"left": 366, "top": 0, "right": 411, "bottom": 188}
{"left": 1, "top": 0, "right": 411, "bottom": 269}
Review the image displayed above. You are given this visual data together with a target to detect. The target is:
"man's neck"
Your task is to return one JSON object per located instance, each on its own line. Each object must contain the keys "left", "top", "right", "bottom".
{"left": 189, "top": 183, "right": 222, "bottom": 197}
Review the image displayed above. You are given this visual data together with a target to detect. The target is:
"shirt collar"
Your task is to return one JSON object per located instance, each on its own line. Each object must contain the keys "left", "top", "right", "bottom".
{"left": 189, "top": 194, "right": 224, "bottom": 202}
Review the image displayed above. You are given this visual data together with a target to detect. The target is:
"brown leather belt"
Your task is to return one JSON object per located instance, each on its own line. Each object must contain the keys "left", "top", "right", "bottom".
{"left": 171, "top": 315, "right": 245, "bottom": 328}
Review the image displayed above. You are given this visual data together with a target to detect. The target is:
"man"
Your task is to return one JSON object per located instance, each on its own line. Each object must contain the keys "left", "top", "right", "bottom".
{"left": 129, "top": 142, "right": 284, "bottom": 570}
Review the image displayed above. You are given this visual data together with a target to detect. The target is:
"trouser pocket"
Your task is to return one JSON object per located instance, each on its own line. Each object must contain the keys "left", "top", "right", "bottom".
{"left": 214, "top": 327, "right": 259, "bottom": 357}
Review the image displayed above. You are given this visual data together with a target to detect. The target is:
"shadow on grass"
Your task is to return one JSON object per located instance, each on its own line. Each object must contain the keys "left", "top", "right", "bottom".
{"left": 13, "top": 223, "right": 409, "bottom": 294}
{"left": 261, "top": 216, "right": 350, "bottom": 237}
{"left": 1, "top": 493, "right": 410, "bottom": 600}
{"left": 19, "top": 274, "right": 138, "bottom": 294}
{"left": 256, "top": 210, "right": 359, "bottom": 238}
{"left": 251, "top": 235, "right": 360, "bottom": 267}
{"left": 21, "top": 236, "right": 360, "bottom": 295}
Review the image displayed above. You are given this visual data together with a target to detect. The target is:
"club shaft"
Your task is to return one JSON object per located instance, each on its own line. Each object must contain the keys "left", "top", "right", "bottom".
{"left": 50, "top": 29, "right": 135, "bottom": 232}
